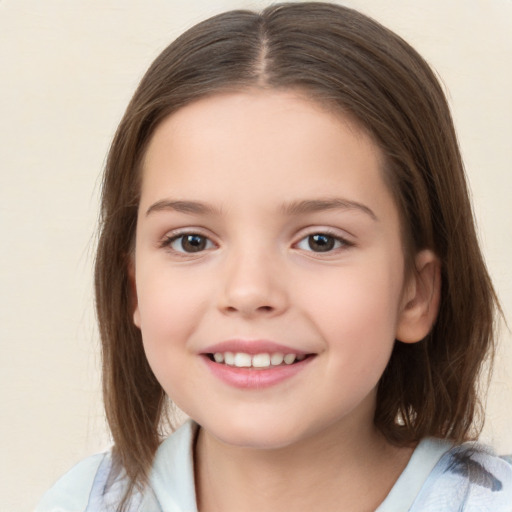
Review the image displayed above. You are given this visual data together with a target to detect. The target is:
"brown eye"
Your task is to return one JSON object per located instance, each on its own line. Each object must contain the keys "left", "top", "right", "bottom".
{"left": 308, "top": 234, "right": 336, "bottom": 252}
{"left": 169, "top": 234, "right": 213, "bottom": 253}
{"left": 296, "top": 233, "right": 346, "bottom": 253}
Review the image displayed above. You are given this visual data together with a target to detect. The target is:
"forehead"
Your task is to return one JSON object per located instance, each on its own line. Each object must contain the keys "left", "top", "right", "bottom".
{"left": 140, "top": 89, "right": 395, "bottom": 221}
{"left": 145, "top": 89, "right": 371, "bottom": 151}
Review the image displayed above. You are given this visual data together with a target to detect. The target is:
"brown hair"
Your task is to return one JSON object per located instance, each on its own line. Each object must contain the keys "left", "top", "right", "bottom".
{"left": 94, "top": 2, "right": 498, "bottom": 507}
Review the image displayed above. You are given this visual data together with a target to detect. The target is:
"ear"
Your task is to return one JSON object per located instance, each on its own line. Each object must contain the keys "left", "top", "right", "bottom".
{"left": 127, "top": 257, "right": 141, "bottom": 329}
{"left": 396, "top": 249, "right": 441, "bottom": 343}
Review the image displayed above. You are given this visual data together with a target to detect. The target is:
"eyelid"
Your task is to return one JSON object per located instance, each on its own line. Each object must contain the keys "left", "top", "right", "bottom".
{"left": 158, "top": 228, "right": 218, "bottom": 255}
{"left": 157, "top": 226, "right": 354, "bottom": 255}
{"left": 292, "top": 227, "right": 355, "bottom": 253}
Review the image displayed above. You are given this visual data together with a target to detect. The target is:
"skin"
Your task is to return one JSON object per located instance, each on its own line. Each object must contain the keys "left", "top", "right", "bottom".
{"left": 131, "top": 90, "right": 440, "bottom": 512}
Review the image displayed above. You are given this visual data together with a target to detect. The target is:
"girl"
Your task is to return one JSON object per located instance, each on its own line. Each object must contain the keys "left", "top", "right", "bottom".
{"left": 37, "top": 2, "right": 511, "bottom": 511}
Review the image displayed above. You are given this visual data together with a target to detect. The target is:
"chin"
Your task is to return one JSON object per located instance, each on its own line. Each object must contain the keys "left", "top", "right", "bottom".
{"left": 203, "top": 417, "right": 305, "bottom": 451}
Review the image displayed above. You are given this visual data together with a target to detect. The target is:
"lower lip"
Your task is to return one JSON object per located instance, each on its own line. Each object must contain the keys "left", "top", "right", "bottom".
{"left": 202, "top": 356, "right": 315, "bottom": 389}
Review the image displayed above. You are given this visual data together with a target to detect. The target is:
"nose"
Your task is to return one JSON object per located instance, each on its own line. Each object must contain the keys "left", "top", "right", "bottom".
{"left": 217, "top": 247, "right": 288, "bottom": 318}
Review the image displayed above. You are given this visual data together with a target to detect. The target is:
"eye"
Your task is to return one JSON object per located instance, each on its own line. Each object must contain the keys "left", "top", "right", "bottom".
{"left": 296, "top": 233, "right": 347, "bottom": 253}
{"left": 166, "top": 233, "right": 215, "bottom": 253}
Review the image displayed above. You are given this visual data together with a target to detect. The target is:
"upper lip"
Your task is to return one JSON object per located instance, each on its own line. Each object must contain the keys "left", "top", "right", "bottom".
{"left": 201, "top": 339, "right": 312, "bottom": 356}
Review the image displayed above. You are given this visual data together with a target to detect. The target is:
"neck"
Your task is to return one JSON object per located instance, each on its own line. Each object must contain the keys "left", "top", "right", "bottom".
{"left": 194, "top": 409, "right": 414, "bottom": 512}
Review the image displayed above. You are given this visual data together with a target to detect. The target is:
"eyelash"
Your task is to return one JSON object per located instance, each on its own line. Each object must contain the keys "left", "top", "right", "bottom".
{"left": 159, "top": 232, "right": 216, "bottom": 256}
{"left": 295, "top": 231, "right": 353, "bottom": 254}
{"left": 159, "top": 229, "right": 353, "bottom": 257}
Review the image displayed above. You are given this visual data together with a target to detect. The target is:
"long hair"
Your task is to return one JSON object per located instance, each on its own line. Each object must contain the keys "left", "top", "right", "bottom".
{"left": 94, "top": 3, "right": 498, "bottom": 508}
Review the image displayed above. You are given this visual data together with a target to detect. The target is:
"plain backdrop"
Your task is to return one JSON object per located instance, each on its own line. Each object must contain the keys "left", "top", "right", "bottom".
{"left": 0, "top": 1, "right": 511, "bottom": 510}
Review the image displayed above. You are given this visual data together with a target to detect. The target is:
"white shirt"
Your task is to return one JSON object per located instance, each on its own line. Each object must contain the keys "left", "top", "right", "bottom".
{"left": 36, "top": 420, "right": 512, "bottom": 512}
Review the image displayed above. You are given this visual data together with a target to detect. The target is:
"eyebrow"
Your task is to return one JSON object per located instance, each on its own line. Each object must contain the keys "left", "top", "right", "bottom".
{"left": 280, "top": 198, "right": 378, "bottom": 221}
{"left": 146, "top": 197, "right": 377, "bottom": 221}
{"left": 146, "top": 199, "right": 222, "bottom": 216}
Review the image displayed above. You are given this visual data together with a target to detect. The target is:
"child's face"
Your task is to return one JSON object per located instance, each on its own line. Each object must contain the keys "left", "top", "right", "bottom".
{"left": 132, "top": 90, "right": 412, "bottom": 449}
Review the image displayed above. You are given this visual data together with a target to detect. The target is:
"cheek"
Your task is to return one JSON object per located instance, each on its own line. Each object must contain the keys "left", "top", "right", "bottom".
{"left": 296, "top": 259, "right": 404, "bottom": 369}
{"left": 136, "top": 264, "right": 206, "bottom": 329}
{"left": 134, "top": 267, "right": 208, "bottom": 377}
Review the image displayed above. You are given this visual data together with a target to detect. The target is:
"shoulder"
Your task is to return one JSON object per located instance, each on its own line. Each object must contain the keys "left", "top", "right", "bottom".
{"left": 412, "top": 442, "right": 512, "bottom": 512}
{"left": 35, "top": 421, "right": 198, "bottom": 512}
{"left": 35, "top": 452, "right": 108, "bottom": 512}
{"left": 35, "top": 450, "right": 149, "bottom": 512}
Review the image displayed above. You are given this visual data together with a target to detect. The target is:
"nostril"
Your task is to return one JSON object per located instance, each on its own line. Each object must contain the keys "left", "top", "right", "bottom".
{"left": 224, "top": 305, "right": 275, "bottom": 314}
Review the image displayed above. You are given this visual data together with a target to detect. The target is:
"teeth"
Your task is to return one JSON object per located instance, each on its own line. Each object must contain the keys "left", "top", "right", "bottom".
{"left": 224, "top": 352, "right": 235, "bottom": 365}
{"left": 211, "top": 351, "right": 307, "bottom": 368}
{"left": 284, "top": 354, "right": 296, "bottom": 365}
{"left": 252, "top": 353, "right": 271, "bottom": 368}
{"left": 270, "top": 353, "right": 284, "bottom": 365}
{"left": 234, "top": 353, "right": 252, "bottom": 367}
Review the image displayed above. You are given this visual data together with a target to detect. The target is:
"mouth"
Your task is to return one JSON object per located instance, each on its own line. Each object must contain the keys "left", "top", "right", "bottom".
{"left": 200, "top": 340, "right": 316, "bottom": 388}
{"left": 205, "top": 351, "right": 313, "bottom": 369}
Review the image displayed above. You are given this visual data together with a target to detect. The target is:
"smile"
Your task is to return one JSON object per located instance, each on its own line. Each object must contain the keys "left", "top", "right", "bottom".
{"left": 202, "top": 351, "right": 315, "bottom": 389}
{"left": 200, "top": 340, "right": 316, "bottom": 388}
{"left": 208, "top": 352, "right": 307, "bottom": 368}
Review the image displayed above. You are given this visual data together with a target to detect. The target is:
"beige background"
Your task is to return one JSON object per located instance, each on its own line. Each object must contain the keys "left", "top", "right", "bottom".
{"left": 0, "top": 1, "right": 510, "bottom": 510}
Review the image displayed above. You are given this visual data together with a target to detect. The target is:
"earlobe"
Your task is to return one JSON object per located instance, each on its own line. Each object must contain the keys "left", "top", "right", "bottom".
{"left": 127, "top": 257, "right": 141, "bottom": 328}
{"left": 396, "top": 249, "right": 441, "bottom": 344}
